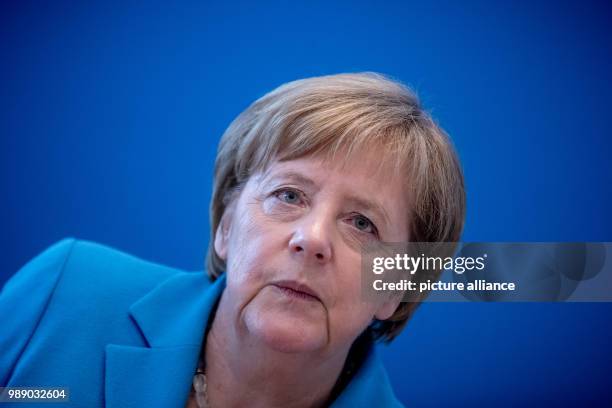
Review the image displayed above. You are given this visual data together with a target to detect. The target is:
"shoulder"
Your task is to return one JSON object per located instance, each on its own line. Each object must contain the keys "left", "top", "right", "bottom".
{"left": 23, "top": 238, "right": 194, "bottom": 327}
{"left": 56, "top": 238, "right": 186, "bottom": 297}
{"left": 2, "top": 238, "right": 187, "bottom": 295}
{"left": 6, "top": 238, "right": 188, "bottom": 308}
{"left": 0, "top": 238, "right": 195, "bottom": 385}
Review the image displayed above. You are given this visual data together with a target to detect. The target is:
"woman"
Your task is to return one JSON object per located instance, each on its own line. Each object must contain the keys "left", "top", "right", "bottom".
{"left": 0, "top": 73, "right": 465, "bottom": 407}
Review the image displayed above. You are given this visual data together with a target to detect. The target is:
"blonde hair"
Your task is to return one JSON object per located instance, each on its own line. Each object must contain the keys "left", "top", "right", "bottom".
{"left": 206, "top": 72, "right": 466, "bottom": 342}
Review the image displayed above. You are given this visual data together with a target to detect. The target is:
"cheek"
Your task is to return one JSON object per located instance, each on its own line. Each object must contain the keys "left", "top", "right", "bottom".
{"left": 327, "top": 300, "right": 377, "bottom": 347}
{"left": 225, "top": 205, "right": 283, "bottom": 288}
{"left": 325, "top": 257, "right": 377, "bottom": 343}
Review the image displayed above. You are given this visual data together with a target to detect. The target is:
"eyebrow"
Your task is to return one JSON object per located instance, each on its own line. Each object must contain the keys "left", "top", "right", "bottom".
{"left": 265, "top": 170, "right": 392, "bottom": 227}
{"left": 267, "top": 171, "right": 318, "bottom": 190}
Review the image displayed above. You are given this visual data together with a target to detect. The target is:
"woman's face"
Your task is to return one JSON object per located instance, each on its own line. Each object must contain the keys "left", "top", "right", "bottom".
{"left": 214, "top": 149, "right": 409, "bottom": 355}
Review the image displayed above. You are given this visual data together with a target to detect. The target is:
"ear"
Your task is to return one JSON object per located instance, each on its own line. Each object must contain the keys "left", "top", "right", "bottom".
{"left": 374, "top": 294, "right": 403, "bottom": 321}
{"left": 213, "top": 204, "right": 235, "bottom": 262}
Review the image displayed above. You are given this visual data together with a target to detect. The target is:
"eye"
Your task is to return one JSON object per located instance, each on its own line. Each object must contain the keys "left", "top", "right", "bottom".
{"left": 274, "top": 188, "right": 304, "bottom": 205}
{"left": 351, "top": 214, "right": 378, "bottom": 236}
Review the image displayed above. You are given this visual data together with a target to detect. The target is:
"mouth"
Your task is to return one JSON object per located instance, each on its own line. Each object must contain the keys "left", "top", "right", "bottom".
{"left": 271, "top": 281, "right": 321, "bottom": 302}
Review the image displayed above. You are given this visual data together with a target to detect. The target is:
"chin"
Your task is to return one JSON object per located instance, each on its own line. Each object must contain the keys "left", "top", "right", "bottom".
{"left": 243, "top": 306, "right": 328, "bottom": 353}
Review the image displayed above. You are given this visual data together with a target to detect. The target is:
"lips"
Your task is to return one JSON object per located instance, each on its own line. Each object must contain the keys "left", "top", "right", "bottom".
{"left": 272, "top": 280, "right": 321, "bottom": 302}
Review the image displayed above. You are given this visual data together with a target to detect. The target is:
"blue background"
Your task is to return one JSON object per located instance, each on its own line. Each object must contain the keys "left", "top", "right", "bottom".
{"left": 2, "top": 1, "right": 611, "bottom": 406}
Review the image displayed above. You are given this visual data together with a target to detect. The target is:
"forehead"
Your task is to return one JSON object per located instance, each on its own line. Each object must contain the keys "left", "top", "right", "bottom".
{"left": 268, "top": 152, "right": 397, "bottom": 188}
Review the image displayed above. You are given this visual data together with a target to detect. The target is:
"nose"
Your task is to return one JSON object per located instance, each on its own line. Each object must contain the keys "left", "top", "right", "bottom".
{"left": 288, "top": 214, "right": 333, "bottom": 265}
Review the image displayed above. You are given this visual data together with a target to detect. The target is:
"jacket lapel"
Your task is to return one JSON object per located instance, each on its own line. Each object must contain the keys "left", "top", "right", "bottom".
{"left": 104, "top": 272, "right": 226, "bottom": 408}
{"left": 330, "top": 345, "right": 399, "bottom": 407}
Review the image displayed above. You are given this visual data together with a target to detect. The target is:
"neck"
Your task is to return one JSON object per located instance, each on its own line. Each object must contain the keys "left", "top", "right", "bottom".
{"left": 203, "top": 291, "right": 349, "bottom": 408}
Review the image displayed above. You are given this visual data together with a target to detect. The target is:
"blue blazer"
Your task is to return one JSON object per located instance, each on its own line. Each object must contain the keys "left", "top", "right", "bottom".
{"left": 0, "top": 239, "right": 403, "bottom": 407}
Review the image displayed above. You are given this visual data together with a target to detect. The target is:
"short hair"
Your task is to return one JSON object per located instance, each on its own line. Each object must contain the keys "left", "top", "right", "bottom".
{"left": 205, "top": 72, "right": 466, "bottom": 342}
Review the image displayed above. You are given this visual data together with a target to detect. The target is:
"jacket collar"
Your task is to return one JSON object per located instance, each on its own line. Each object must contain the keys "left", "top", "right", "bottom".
{"left": 129, "top": 272, "right": 225, "bottom": 348}
{"left": 330, "top": 345, "right": 401, "bottom": 407}
{"left": 104, "top": 272, "right": 225, "bottom": 408}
